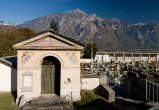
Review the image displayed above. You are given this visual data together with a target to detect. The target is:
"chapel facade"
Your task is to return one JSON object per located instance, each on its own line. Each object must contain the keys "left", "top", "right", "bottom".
{"left": 12, "top": 30, "right": 84, "bottom": 102}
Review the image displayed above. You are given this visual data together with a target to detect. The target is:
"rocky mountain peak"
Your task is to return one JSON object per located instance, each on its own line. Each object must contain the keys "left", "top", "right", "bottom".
{"left": 64, "top": 8, "right": 87, "bottom": 16}
{"left": 74, "top": 9, "right": 87, "bottom": 15}
{"left": 18, "top": 9, "right": 159, "bottom": 51}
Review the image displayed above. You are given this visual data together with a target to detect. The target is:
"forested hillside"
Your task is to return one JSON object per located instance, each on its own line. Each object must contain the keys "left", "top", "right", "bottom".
{"left": 0, "top": 26, "right": 35, "bottom": 57}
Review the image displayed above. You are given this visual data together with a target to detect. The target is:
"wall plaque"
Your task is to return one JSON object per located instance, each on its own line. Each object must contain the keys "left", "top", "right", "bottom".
{"left": 22, "top": 72, "right": 33, "bottom": 92}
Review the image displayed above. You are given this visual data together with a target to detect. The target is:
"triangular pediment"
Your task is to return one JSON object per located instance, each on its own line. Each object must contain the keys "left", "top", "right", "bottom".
{"left": 24, "top": 36, "right": 71, "bottom": 47}
{"left": 12, "top": 30, "right": 84, "bottom": 50}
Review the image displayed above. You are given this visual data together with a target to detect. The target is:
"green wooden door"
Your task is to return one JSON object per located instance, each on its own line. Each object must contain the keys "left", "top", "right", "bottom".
{"left": 41, "top": 65, "right": 55, "bottom": 94}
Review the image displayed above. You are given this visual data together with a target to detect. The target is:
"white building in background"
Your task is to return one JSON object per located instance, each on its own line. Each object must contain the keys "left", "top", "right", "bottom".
{"left": 95, "top": 54, "right": 110, "bottom": 62}
{"left": 80, "top": 59, "right": 91, "bottom": 63}
{"left": 0, "top": 56, "right": 17, "bottom": 92}
{"left": 95, "top": 52, "right": 159, "bottom": 63}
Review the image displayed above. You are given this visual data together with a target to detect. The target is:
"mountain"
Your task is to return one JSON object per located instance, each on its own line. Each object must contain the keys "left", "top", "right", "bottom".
{"left": 18, "top": 9, "right": 159, "bottom": 51}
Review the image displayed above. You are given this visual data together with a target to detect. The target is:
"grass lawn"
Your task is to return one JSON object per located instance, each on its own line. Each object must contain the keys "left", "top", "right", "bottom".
{"left": 0, "top": 92, "right": 18, "bottom": 110}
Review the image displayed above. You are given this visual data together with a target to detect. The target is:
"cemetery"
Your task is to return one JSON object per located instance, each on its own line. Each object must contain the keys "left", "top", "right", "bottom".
{"left": 81, "top": 54, "right": 159, "bottom": 107}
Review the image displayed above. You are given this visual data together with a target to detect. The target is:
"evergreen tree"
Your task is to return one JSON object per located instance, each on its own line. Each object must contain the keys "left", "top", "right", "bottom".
{"left": 83, "top": 42, "right": 98, "bottom": 58}
{"left": 50, "top": 18, "right": 58, "bottom": 32}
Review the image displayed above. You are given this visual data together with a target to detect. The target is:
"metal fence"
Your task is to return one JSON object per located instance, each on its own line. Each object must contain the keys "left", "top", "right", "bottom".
{"left": 146, "top": 79, "right": 159, "bottom": 106}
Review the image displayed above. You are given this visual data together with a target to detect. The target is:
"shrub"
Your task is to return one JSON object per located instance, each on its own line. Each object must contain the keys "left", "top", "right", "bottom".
{"left": 74, "top": 90, "right": 101, "bottom": 106}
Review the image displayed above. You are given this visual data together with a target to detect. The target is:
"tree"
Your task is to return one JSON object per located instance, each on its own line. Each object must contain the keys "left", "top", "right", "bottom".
{"left": 83, "top": 42, "right": 98, "bottom": 58}
{"left": 0, "top": 27, "right": 35, "bottom": 57}
{"left": 50, "top": 18, "right": 58, "bottom": 32}
{"left": 0, "top": 20, "right": 4, "bottom": 26}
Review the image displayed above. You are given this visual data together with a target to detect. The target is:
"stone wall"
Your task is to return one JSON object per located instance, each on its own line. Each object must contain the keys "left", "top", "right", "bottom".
{"left": 81, "top": 77, "right": 99, "bottom": 90}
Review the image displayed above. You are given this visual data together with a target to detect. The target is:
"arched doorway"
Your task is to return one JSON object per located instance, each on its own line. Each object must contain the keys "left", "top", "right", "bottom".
{"left": 41, "top": 56, "right": 61, "bottom": 95}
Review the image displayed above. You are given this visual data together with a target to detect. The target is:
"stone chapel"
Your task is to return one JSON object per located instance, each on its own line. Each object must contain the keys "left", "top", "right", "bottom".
{"left": 12, "top": 30, "right": 84, "bottom": 102}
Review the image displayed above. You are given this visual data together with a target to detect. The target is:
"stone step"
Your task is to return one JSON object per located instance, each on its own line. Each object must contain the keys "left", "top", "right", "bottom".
{"left": 19, "top": 96, "right": 73, "bottom": 110}
{"left": 30, "top": 96, "right": 61, "bottom": 105}
{"left": 62, "top": 102, "right": 73, "bottom": 110}
{"left": 36, "top": 104, "right": 64, "bottom": 110}
{"left": 21, "top": 103, "right": 70, "bottom": 110}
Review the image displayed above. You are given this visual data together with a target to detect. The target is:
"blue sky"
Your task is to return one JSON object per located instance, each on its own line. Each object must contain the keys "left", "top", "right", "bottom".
{"left": 1, "top": 0, "right": 159, "bottom": 25}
